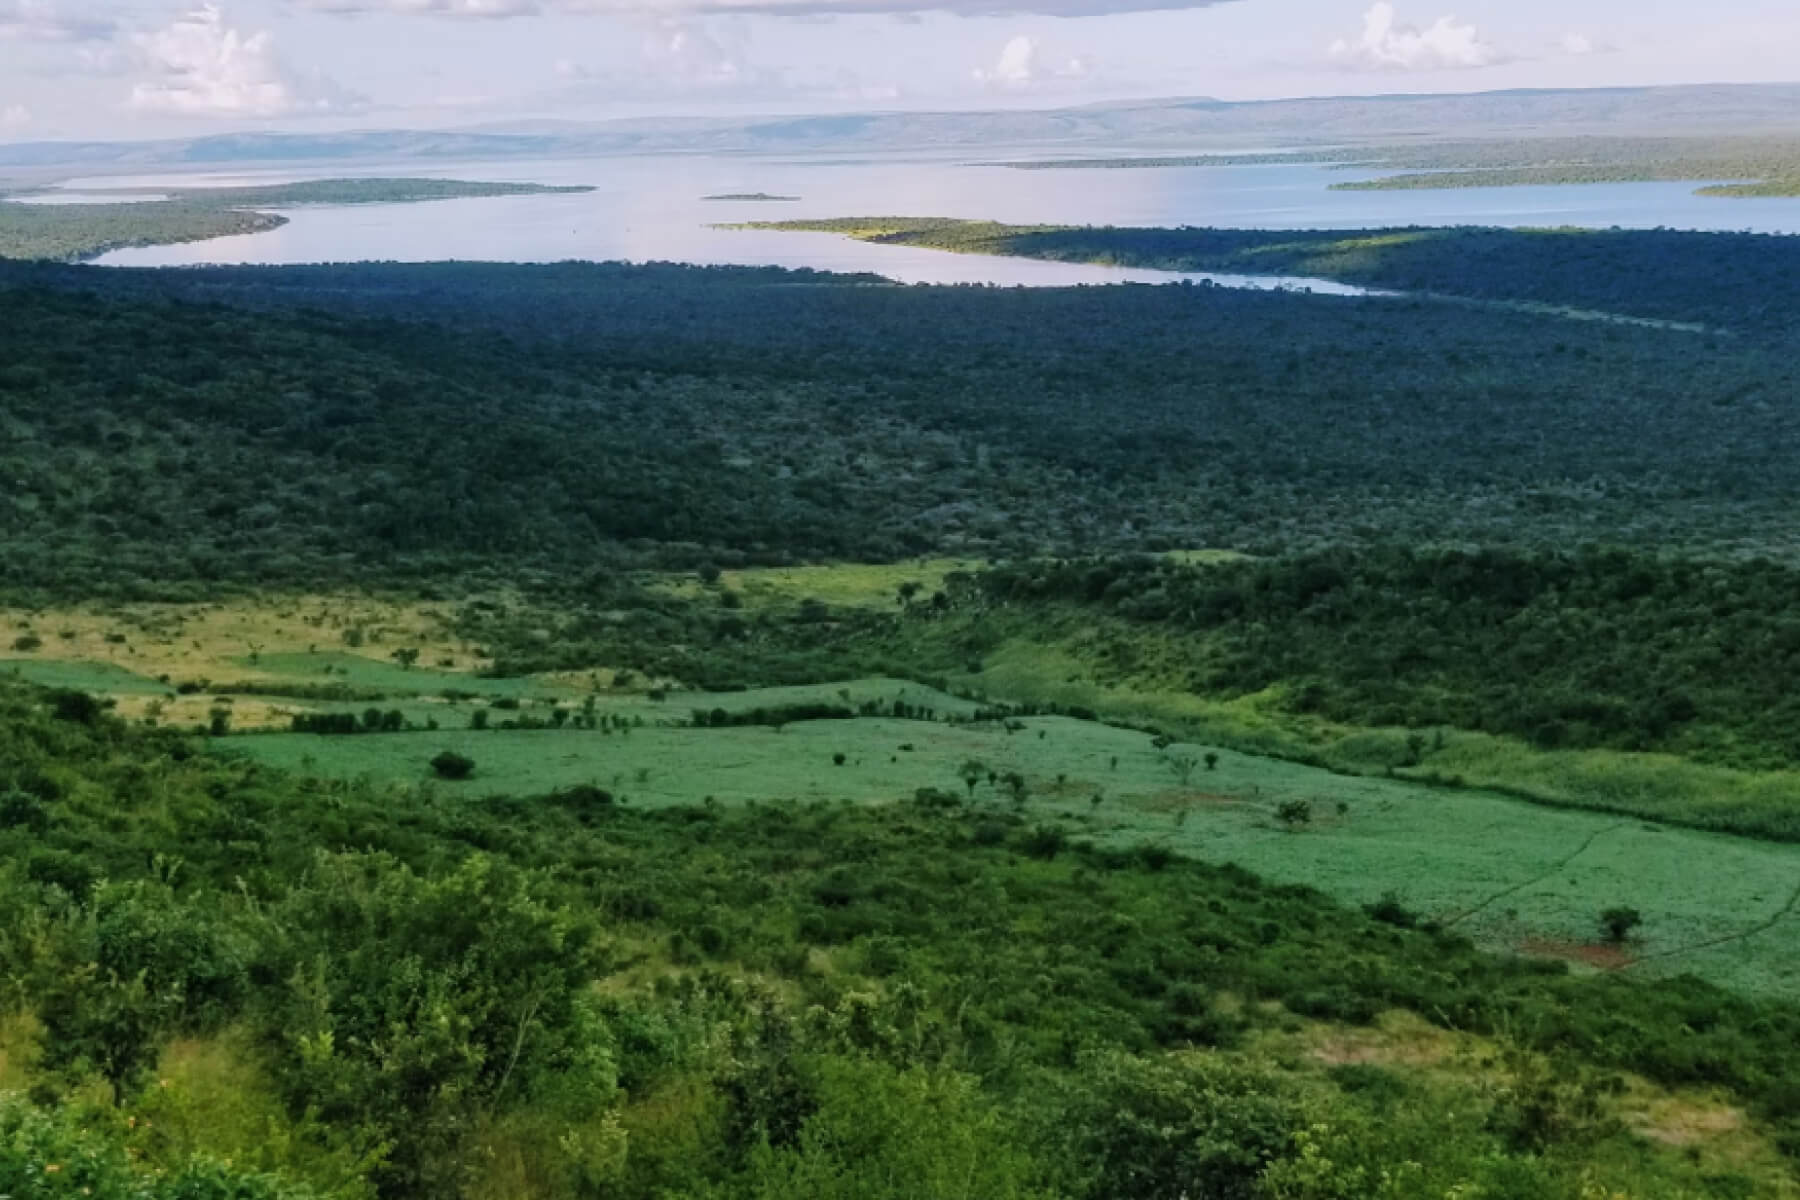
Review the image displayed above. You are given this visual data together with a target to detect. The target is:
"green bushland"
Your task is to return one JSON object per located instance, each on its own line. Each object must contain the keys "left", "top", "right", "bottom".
{"left": 974, "top": 550, "right": 1800, "bottom": 774}
{"left": 0, "top": 178, "right": 591, "bottom": 261}
{"left": 3, "top": 677, "right": 1799, "bottom": 1199}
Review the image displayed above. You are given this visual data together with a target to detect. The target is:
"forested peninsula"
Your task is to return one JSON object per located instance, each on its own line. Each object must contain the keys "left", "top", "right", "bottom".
{"left": 0, "top": 178, "right": 592, "bottom": 261}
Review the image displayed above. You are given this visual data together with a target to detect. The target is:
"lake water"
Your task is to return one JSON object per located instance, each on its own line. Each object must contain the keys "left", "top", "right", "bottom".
{"left": 90, "top": 152, "right": 1800, "bottom": 286}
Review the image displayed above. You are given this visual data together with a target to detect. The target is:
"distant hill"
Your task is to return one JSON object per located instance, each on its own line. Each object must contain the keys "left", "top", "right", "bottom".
{"left": 6, "top": 83, "right": 1800, "bottom": 170}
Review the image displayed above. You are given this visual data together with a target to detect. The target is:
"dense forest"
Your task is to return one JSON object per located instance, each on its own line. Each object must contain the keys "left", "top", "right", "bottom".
{"left": 4, "top": 678, "right": 1800, "bottom": 1199}
{"left": 746, "top": 217, "right": 1800, "bottom": 337}
{"left": 4, "top": 253, "right": 1800, "bottom": 603}
{"left": 0, "top": 179, "right": 590, "bottom": 261}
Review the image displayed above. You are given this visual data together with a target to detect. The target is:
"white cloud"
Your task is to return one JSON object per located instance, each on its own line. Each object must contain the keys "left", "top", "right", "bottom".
{"left": 1560, "top": 32, "right": 1593, "bottom": 56}
{"left": 644, "top": 18, "right": 750, "bottom": 85}
{"left": 1, "top": 104, "right": 31, "bottom": 129}
{"left": 129, "top": 5, "right": 363, "bottom": 118}
{"left": 0, "top": 0, "right": 114, "bottom": 41}
{"left": 973, "top": 34, "right": 1089, "bottom": 88}
{"left": 1329, "top": 2, "right": 1502, "bottom": 70}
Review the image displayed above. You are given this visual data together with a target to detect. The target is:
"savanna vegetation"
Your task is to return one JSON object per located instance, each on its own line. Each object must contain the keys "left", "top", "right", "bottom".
{"left": 9, "top": 232, "right": 1800, "bottom": 1196}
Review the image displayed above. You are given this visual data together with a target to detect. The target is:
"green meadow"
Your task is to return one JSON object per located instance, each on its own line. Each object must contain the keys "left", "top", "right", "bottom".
{"left": 227, "top": 694, "right": 1800, "bottom": 1000}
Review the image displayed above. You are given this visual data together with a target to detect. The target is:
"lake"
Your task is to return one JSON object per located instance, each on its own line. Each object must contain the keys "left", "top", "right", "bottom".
{"left": 90, "top": 152, "right": 1800, "bottom": 286}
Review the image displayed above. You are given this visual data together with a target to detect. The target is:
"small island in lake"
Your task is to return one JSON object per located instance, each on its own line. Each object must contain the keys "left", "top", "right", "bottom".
{"left": 702, "top": 192, "right": 800, "bottom": 202}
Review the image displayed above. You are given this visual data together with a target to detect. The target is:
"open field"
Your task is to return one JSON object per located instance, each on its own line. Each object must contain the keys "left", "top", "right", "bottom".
{"left": 11, "top": 589, "right": 1800, "bottom": 997}
{"left": 227, "top": 701, "right": 1800, "bottom": 999}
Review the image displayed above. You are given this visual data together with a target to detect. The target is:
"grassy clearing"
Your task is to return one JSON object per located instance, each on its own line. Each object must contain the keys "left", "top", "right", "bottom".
{"left": 227, "top": 702, "right": 1800, "bottom": 999}
{"left": 0, "top": 594, "right": 491, "bottom": 728}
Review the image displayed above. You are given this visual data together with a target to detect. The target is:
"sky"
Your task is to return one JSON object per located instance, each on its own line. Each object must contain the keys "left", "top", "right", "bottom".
{"left": 1, "top": 0, "right": 1797, "bottom": 140}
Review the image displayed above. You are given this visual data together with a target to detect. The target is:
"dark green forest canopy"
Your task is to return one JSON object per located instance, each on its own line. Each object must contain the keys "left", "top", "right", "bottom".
{"left": 3, "top": 254, "right": 1800, "bottom": 599}
{"left": 974, "top": 550, "right": 1800, "bottom": 774}
{"left": 742, "top": 217, "right": 1800, "bottom": 338}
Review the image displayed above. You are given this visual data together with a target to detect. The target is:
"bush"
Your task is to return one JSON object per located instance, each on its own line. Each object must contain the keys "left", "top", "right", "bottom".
{"left": 1600, "top": 906, "right": 1643, "bottom": 943}
{"left": 430, "top": 751, "right": 476, "bottom": 780}
{"left": 970, "top": 822, "right": 1010, "bottom": 847}
{"left": 1365, "top": 892, "right": 1419, "bottom": 928}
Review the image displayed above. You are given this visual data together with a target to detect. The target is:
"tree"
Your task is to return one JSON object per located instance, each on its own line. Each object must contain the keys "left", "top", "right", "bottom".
{"left": 392, "top": 647, "right": 421, "bottom": 670}
{"left": 1276, "top": 799, "right": 1312, "bottom": 829}
{"left": 1203, "top": 752, "right": 1219, "bottom": 771}
{"left": 1002, "top": 771, "right": 1028, "bottom": 807}
{"left": 1167, "top": 753, "right": 1198, "bottom": 787}
{"left": 1600, "top": 907, "right": 1643, "bottom": 943}
{"left": 958, "top": 759, "right": 987, "bottom": 797}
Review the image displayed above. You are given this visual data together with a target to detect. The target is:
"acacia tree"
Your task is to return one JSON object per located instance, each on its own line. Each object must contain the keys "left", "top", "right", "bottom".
{"left": 958, "top": 759, "right": 987, "bottom": 798}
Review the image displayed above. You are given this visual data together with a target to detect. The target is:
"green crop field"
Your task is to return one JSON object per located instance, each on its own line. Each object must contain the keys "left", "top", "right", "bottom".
{"left": 225, "top": 694, "right": 1800, "bottom": 1000}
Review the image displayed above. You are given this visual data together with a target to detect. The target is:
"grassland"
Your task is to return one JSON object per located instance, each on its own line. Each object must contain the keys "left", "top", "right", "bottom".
{"left": 223, "top": 704, "right": 1800, "bottom": 999}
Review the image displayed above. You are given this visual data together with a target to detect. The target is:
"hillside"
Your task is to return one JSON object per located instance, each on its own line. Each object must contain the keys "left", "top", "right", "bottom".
{"left": 7, "top": 83, "right": 1800, "bottom": 169}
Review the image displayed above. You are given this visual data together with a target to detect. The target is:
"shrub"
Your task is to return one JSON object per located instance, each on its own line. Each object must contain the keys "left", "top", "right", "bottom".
{"left": 1366, "top": 892, "right": 1419, "bottom": 928}
{"left": 430, "top": 751, "right": 476, "bottom": 780}
{"left": 970, "top": 822, "right": 1009, "bottom": 847}
{"left": 1600, "top": 907, "right": 1643, "bottom": 943}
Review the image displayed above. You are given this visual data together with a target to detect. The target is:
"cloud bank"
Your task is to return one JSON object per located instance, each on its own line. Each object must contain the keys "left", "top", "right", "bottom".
{"left": 973, "top": 34, "right": 1089, "bottom": 88}
{"left": 129, "top": 5, "right": 363, "bottom": 117}
{"left": 1329, "top": 2, "right": 1502, "bottom": 70}
{"left": 0, "top": 0, "right": 114, "bottom": 42}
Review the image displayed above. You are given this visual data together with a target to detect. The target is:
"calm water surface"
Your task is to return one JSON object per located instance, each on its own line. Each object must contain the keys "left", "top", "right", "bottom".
{"left": 90, "top": 152, "right": 1800, "bottom": 286}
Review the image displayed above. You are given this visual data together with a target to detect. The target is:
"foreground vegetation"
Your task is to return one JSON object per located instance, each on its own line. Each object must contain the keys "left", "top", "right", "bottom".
{"left": 4, "top": 677, "right": 1800, "bottom": 1198}
{"left": 0, "top": 178, "right": 590, "bottom": 261}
